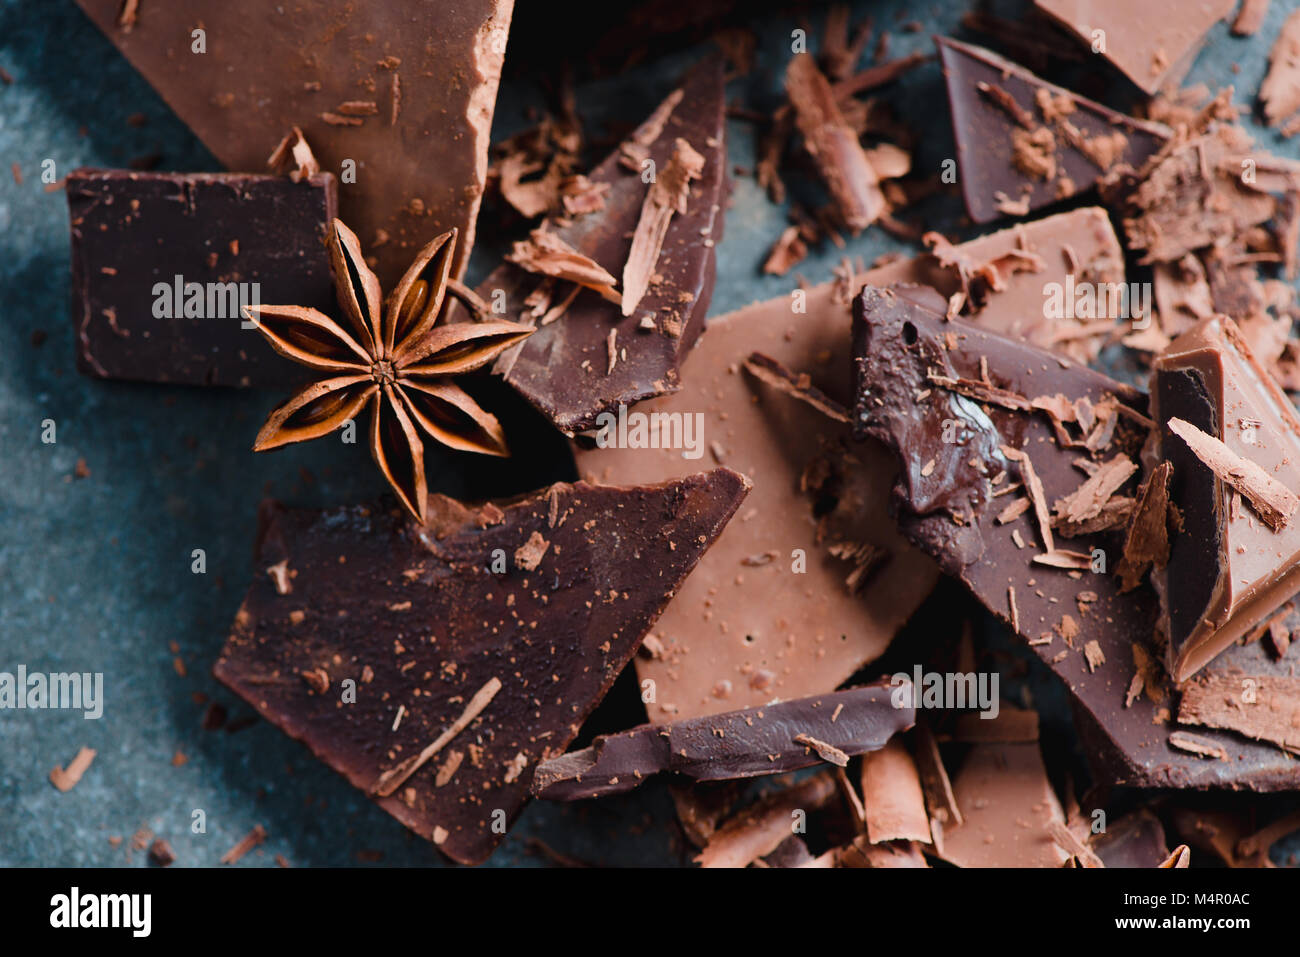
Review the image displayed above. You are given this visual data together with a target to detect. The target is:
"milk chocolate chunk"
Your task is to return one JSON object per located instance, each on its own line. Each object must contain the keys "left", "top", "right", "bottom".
{"left": 576, "top": 283, "right": 938, "bottom": 723}
{"left": 484, "top": 60, "right": 727, "bottom": 433}
{"left": 1033, "top": 0, "right": 1235, "bottom": 96}
{"left": 68, "top": 169, "right": 335, "bottom": 387}
{"left": 1153, "top": 316, "right": 1300, "bottom": 682}
{"left": 853, "top": 287, "right": 1300, "bottom": 790}
{"left": 213, "top": 470, "right": 748, "bottom": 865}
{"left": 74, "top": 0, "right": 513, "bottom": 286}
{"left": 937, "top": 741, "right": 1070, "bottom": 868}
{"left": 936, "top": 37, "right": 1169, "bottom": 224}
{"left": 532, "top": 682, "right": 913, "bottom": 800}
{"left": 860, "top": 207, "right": 1128, "bottom": 364}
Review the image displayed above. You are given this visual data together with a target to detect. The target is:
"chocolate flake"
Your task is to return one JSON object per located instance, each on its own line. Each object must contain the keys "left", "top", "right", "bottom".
{"left": 785, "top": 53, "right": 883, "bottom": 232}
{"left": 220, "top": 825, "right": 267, "bottom": 864}
{"left": 49, "top": 746, "right": 96, "bottom": 792}
{"left": 622, "top": 138, "right": 704, "bottom": 316}
{"left": 1116, "top": 461, "right": 1173, "bottom": 592}
{"left": 373, "top": 676, "right": 503, "bottom": 797}
{"left": 1167, "top": 417, "right": 1299, "bottom": 531}
{"left": 1178, "top": 674, "right": 1300, "bottom": 755}
{"left": 859, "top": 738, "right": 932, "bottom": 844}
{"left": 1167, "top": 730, "right": 1230, "bottom": 761}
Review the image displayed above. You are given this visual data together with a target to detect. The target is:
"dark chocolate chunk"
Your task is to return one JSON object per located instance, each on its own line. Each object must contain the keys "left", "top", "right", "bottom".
{"left": 936, "top": 37, "right": 1168, "bottom": 224}
{"left": 1154, "top": 316, "right": 1300, "bottom": 682}
{"left": 74, "top": 0, "right": 513, "bottom": 286}
{"left": 852, "top": 285, "right": 1300, "bottom": 790}
{"left": 213, "top": 471, "right": 748, "bottom": 865}
{"left": 532, "top": 682, "right": 913, "bottom": 800}
{"left": 68, "top": 169, "right": 335, "bottom": 387}
{"left": 482, "top": 59, "right": 727, "bottom": 433}
{"left": 1091, "top": 810, "right": 1172, "bottom": 869}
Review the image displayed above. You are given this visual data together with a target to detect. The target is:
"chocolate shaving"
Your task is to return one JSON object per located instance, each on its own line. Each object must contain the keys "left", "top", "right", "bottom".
{"left": 1159, "top": 845, "right": 1192, "bottom": 868}
{"left": 220, "top": 825, "right": 267, "bottom": 864}
{"left": 859, "top": 738, "right": 932, "bottom": 844}
{"left": 372, "top": 676, "right": 503, "bottom": 796}
{"left": 1167, "top": 417, "right": 1299, "bottom": 531}
{"left": 49, "top": 746, "right": 96, "bottom": 792}
{"left": 927, "top": 374, "right": 1033, "bottom": 412}
{"left": 785, "top": 53, "right": 883, "bottom": 232}
{"left": 1168, "top": 730, "right": 1230, "bottom": 761}
{"left": 762, "top": 225, "right": 808, "bottom": 276}
{"left": 507, "top": 229, "right": 621, "bottom": 304}
{"left": 1052, "top": 454, "right": 1137, "bottom": 526}
{"left": 695, "top": 772, "right": 836, "bottom": 868}
{"left": 267, "top": 127, "right": 320, "bottom": 183}
{"left": 977, "top": 80, "right": 1035, "bottom": 130}
{"left": 794, "top": 733, "right": 850, "bottom": 767}
{"left": 743, "top": 352, "right": 851, "bottom": 423}
{"left": 1116, "top": 461, "right": 1174, "bottom": 592}
{"left": 1261, "top": 10, "right": 1300, "bottom": 127}
{"left": 1178, "top": 674, "right": 1300, "bottom": 755}
{"left": 622, "top": 138, "right": 705, "bottom": 316}
{"left": 1001, "top": 446, "right": 1054, "bottom": 553}
{"left": 1233, "top": 0, "right": 1269, "bottom": 36}
{"left": 912, "top": 725, "right": 962, "bottom": 827}
{"left": 1048, "top": 820, "right": 1105, "bottom": 868}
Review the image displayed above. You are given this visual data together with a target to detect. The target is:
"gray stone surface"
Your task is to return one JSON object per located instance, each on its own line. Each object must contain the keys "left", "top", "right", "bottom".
{"left": 1, "top": 0, "right": 1297, "bottom": 867}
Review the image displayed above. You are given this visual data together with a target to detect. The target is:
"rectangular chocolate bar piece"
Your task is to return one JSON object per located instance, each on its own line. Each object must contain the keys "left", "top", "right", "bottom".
{"left": 74, "top": 0, "right": 514, "bottom": 286}
{"left": 68, "top": 169, "right": 335, "bottom": 387}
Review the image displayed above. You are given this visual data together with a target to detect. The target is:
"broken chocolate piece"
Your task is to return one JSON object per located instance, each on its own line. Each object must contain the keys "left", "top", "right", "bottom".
{"left": 1092, "top": 809, "right": 1173, "bottom": 868}
{"left": 68, "top": 169, "right": 336, "bottom": 387}
{"left": 74, "top": 0, "right": 514, "bottom": 285}
{"left": 854, "top": 286, "right": 1300, "bottom": 790}
{"left": 936, "top": 37, "right": 1169, "bottom": 224}
{"left": 483, "top": 59, "right": 727, "bottom": 433}
{"left": 1033, "top": 0, "right": 1235, "bottom": 96}
{"left": 214, "top": 471, "right": 748, "bottom": 865}
{"left": 861, "top": 208, "right": 1129, "bottom": 364}
{"left": 532, "top": 682, "right": 912, "bottom": 800}
{"left": 937, "top": 741, "right": 1069, "bottom": 867}
{"left": 1154, "top": 316, "right": 1300, "bottom": 681}
{"left": 576, "top": 282, "right": 938, "bottom": 723}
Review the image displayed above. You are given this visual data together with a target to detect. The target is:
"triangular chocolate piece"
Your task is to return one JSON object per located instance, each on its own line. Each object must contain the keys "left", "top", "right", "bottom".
{"left": 936, "top": 37, "right": 1168, "bottom": 224}
{"left": 575, "top": 281, "right": 938, "bottom": 723}
{"left": 852, "top": 286, "right": 1300, "bottom": 790}
{"left": 484, "top": 59, "right": 727, "bottom": 433}
{"left": 74, "top": 0, "right": 514, "bottom": 285}
{"left": 214, "top": 471, "right": 748, "bottom": 865}
{"left": 1033, "top": 0, "right": 1234, "bottom": 96}
{"left": 1154, "top": 316, "right": 1300, "bottom": 681}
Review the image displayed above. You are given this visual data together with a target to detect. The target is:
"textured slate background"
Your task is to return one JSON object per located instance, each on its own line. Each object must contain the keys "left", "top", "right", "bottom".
{"left": 1, "top": 0, "right": 1297, "bottom": 867}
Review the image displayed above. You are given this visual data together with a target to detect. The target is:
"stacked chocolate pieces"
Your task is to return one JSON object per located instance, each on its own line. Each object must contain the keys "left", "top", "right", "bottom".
{"left": 852, "top": 285, "right": 1300, "bottom": 791}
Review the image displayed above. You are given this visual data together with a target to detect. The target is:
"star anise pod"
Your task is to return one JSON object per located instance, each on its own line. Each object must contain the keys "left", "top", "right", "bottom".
{"left": 245, "top": 219, "right": 534, "bottom": 522}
